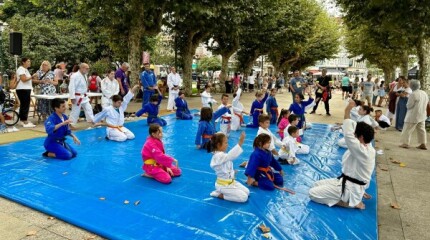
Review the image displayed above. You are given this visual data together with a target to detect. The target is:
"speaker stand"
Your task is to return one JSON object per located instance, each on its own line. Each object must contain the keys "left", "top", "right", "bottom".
{"left": 14, "top": 55, "right": 18, "bottom": 72}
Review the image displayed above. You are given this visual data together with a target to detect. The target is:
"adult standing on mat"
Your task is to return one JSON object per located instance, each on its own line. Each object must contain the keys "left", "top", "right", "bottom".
{"left": 140, "top": 62, "right": 157, "bottom": 107}
{"left": 43, "top": 99, "right": 80, "bottom": 160}
{"left": 310, "top": 68, "right": 331, "bottom": 116}
{"left": 399, "top": 80, "right": 429, "bottom": 150}
{"left": 167, "top": 66, "right": 181, "bottom": 112}
{"left": 68, "top": 63, "right": 94, "bottom": 128}
{"left": 309, "top": 100, "right": 375, "bottom": 209}
{"left": 16, "top": 57, "right": 36, "bottom": 128}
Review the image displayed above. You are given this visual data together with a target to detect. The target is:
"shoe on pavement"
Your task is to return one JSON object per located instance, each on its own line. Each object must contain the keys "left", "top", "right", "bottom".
{"left": 23, "top": 122, "right": 36, "bottom": 128}
{"left": 416, "top": 144, "right": 427, "bottom": 150}
{"left": 326, "top": 113, "right": 331, "bottom": 116}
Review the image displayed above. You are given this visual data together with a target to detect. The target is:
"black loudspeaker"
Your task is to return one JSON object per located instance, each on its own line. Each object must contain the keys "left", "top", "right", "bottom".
{"left": 9, "top": 32, "right": 22, "bottom": 55}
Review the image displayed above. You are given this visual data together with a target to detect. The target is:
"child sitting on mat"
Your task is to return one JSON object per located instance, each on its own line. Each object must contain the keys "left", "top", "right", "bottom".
{"left": 136, "top": 88, "right": 167, "bottom": 126}
{"left": 174, "top": 91, "right": 193, "bottom": 120}
{"left": 277, "top": 109, "right": 290, "bottom": 140}
{"left": 279, "top": 126, "right": 310, "bottom": 165}
{"left": 374, "top": 109, "right": 390, "bottom": 129}
{"left": 141, "top": 124, "right": 181, "bottom": 184}
{"left": 284, "top": 114, "right": 302, "bottom": 142}
{"left": 257, "top": 114, "right": 283, "bottom": 156}
{"left": 246, "top": 89, "right": 268, "bottom": 128}
{"left": 195, "top": 105, "right": 230, "bottom": 152}
{"left": 245, "top": 133, "right": 284, "bottom": 191}
{"left": 43, "top": 99, "right": 80, "bottom": 160}
{"left": 209, "top": 131, "right": 249, "bottom": 202}
{"left": 93, "top": 86, "right": 139, "bottom": 141}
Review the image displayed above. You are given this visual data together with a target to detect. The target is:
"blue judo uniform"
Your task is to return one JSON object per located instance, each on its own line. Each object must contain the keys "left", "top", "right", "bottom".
{"left": 245, "top": 148, "right": 284, "bottom": 190}
{"left": 175, "top": 97, "right": 193, "bottom": 120}
{"left": 266, "top": 96, "right": 279, "bottom": 124}
{"left": 140, "top": 70, "right": 157, "bottom": 107}
{"left": 195, "top": 107, "right": 229, "bottom": 150}
{"left": 136, "top": 94, "right": 167, "bottom": 126}
{"left": 44, "top": 113, "right": 77, "bottom": 160}
{"left": 247, "top": 92, "right": 269, "bottom": 128}
{"left": 288, "top": 97, "right": 314, "bottom": 129}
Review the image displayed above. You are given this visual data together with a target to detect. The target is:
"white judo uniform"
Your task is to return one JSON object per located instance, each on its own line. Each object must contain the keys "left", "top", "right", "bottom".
{"left": 201, "top": 90, "right": 217, "bottom": 108}
{"left": 167, "top": 72, "right": 182, "bottom": 110}
{"left": 68, "top": 71, "right": 94, "bottom": 124}
{"left": 93, "top": 91, "right": 135, "bottom": 142}
{"left": 210, "top": 144, "right": 249, "bottom": 202}
{"left": 283, "top": 124, "right": 304, "bottom": 139}
{"left": 217, "top": 104, "right": 232, "bottom": 137}
{"left": 309, "top": 119, "right": 375, "bottom": 207}
{"left": 231, "top": 88, "right": 245, "bottom": 131}
{"left": 257, "top": 127, "right": 283, "bottom": 152}
{"left": 100, "top": 77, "right": 119, "bottom": 109}
{"left": 279, "top": 135, "right": 310, "bottom": 164}
{"left": 338, "top": 114, "right": 378, "bottom": 148}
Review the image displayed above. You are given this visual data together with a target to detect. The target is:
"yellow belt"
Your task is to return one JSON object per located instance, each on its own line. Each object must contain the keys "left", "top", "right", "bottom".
{"left": 144, "top": 159, "right": 157, "bottom": 166}
{"left": 216, "top": 178, "right": 235, "bottom": 186}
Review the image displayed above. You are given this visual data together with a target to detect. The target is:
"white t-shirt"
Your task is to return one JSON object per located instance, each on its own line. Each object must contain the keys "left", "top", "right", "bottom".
{"left": 16, "top": 66, "right": 32, "bottom": 90}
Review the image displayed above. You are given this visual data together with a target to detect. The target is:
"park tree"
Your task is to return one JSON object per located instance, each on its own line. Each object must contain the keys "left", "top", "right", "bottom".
{"left": 206, "top": 0, "right": 251, "bottom": 91}
{"left": 79, "top": 0, "right": 168, "bottom": 84}
{"left": 337, "top": 0, "right": 430, "bottom": 89}
{"left": 197, "top": 56, "right": 221, "bottom": 73}
{"left": 236, "top": 0, "right": 284, "bottom": 77}
{"left": 165, "top": 0, "right": 231, "bottom": 96}
{"left": 289, "top": 8, "right": 340, "bottom": 71}
{"left": 2, "top": 14, "right": 97, "bottom": 70}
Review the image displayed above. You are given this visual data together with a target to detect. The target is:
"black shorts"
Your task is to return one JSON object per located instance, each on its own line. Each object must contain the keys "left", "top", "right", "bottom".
{"left": 341, "top": 86, "right": 349, "bottom": 92}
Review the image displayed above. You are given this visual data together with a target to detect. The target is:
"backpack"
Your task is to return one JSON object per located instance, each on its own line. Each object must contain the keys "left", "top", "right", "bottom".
{"left": 88, "top": 76, "right": 98, "bottom": 91}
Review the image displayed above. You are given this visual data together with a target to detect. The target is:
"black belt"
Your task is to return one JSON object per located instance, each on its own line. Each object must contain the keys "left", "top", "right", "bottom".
{"left": 337, "top": 173, "right": 366, "bottom": 196}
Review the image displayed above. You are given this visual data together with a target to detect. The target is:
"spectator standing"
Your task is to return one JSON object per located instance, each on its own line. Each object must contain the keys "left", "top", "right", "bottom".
{"left": 16, "top": 58, "right": 36, "bottom": 128}
{"left": 68, "top": 63, "right": 94, "bottom": 127}
{"left": 115, "top": 62, "right": 130, "bottom": 97}
{"left": 399, "top": 80, "right": 429, "bottom": 150}
{"left": 341, "top": 74, "right": 350, "bottom": 99}
{"left": 289, "top": 70, "right": 306, "bottom": 102}
{"left": 310, "top": 69, "right": 332, "bottom": 116}
{"left": 140, "top": 62, "right": 158, "bottom": 107}
{"left": 33, "top": 61, "right": 58, "bottom": 119}
{"left": 101, "top": 69, "right": 119, "bottom": 109}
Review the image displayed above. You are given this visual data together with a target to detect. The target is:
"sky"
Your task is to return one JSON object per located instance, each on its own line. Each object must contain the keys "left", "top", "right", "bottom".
{"left": 317, "top": 0, "right": 342, "bottom": 17}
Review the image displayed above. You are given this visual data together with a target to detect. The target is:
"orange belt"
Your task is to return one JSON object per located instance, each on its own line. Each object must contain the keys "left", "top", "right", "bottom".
{"left": 270, "top": 107, "right": 279, "bottom": 118}
{"left": 221, "top": 116, "right": 231, "bottom": 121}
{"left": 257, "top": 166, "right": 274, "bottom": 182}
{"left": 202, "top": 134, "right": 213, "bottom": 139}
{"left": 107, "top": 125, "right": 124, "bottom": 132}
{"left": 234, "top": 112, "right": 244, "bottom": 124}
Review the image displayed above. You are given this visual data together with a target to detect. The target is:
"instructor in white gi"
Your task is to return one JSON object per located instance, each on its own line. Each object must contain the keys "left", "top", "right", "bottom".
{"left": 167, "top": 66, "right": 182, "bottom": 111}
{"left": 68, "top": 63, "right": 94, "bottom": 127}
{"left": 309, "top": 100, "right": 375, "bottom": 209}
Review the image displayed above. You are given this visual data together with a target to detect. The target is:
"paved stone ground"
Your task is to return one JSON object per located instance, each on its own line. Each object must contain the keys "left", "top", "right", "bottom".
{"left": 0, "top": 88, "right": 428, "bottom": 239}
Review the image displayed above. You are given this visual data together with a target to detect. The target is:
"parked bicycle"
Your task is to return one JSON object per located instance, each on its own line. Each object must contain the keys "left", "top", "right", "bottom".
{"left": 1, "top": 90, "right": 19, "bottom": 126}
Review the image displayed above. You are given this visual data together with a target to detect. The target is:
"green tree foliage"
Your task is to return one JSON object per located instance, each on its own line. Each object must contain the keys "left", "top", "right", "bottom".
{"left": 166, "top": 0, "right": 231, "bottom": 96}
{"left": 337, "top": 0, "right": 430, "bottom": 88}
{"left": 197, "top": 56, "right": 221, "bottom": 73}
{"left": 3, "top": 14, "right": 97, "bottom": 70}
{"left": 79, "top": 0, "right": 167, "bottom": 84}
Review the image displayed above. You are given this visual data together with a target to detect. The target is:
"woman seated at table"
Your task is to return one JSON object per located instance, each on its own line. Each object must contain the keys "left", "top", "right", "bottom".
{"left": 33, "top": 60, "right": 58, "bottom": 120}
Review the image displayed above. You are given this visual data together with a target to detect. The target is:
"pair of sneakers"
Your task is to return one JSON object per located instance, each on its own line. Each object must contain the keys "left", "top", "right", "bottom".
{"left": 21, "top": 122, "right": 36, "bottom": 128}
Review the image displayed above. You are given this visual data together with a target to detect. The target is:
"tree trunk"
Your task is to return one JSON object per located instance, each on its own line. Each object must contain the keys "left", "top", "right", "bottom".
{"left": 128, "top": 26, "right": 143, "bottom": 86}
{"left": 219, "top": 53, "right": 231, "bottom": 93}
{"left": 417, "top": 37, "right": 430, "bottom": 90}
{"left": 383, "top": 67, "right": 395, "bottom": 87}
{"left": 182, "top": 50, "right": 194, "bottom": 96}
{"left": 400, "top": 51, "right": 409, "bottom": 77}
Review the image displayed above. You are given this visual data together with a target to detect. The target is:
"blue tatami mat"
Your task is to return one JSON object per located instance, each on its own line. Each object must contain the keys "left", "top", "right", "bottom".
{"left": 0, "top": 112, "right": 377, "bottom": 240}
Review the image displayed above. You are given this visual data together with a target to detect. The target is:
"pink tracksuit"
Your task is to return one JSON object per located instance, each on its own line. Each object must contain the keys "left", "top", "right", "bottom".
{"left": 141, "top": 137, "right": 181, "bottom": 184}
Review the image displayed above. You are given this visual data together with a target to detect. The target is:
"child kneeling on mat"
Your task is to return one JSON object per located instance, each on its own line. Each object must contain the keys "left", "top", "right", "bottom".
{"left": 43, "top": 99, "right": 80, "bottom": 160}
{"left": 93, "top": 85, "right": 139, "bottom": 141}
{"left": 279, "top": 126, "right": 310, "bottom": 165}
{"left": 245, "top": 133, "right": 284, "bottom": 191}
{"left": 136, "top": 88, "right": 167, "bottom": 126}
{"left": 195, "top": 105, "right": 230, "bottom": 151}
{"left": 141, "top": 124, "right": 181, "bottom": 184}
{"left": 209, "top": 131, "right": 249, "bottom": 202}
